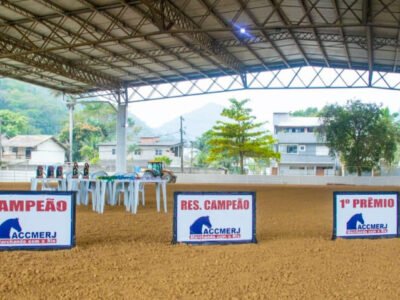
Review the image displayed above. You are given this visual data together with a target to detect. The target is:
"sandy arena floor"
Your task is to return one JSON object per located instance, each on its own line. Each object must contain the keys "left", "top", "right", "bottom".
{"left": 1, "top": 183, "right": 400, "bottom": 299}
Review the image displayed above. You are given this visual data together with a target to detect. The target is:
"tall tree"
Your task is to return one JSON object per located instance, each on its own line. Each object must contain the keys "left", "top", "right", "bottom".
{"left": 318, "top": 100, "right": 400, "bottom": 175}
{"left": 0, "top": 110, "right": 30, "bottom": 137}
{"left": 59, "top": 103, "right": 116, "bottom": 162}
{"left": 192, "top": 130, "right": 213, "bottom": 167}
{"left": 291, "top": 107, "right": 320, "bottom": 117}
{"left": 59, "top": 102, "right": 142, "bottom": 162}
{"left": 59, "top": 122, "right": 103, "bottom": 162}
{"left": 207, "top": 98, "right": 280, "bottom": 174}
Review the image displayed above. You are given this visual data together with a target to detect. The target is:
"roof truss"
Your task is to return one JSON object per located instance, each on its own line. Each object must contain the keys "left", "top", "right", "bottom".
{"left": 0, "top": 0, "right": 399, "bottom": 93}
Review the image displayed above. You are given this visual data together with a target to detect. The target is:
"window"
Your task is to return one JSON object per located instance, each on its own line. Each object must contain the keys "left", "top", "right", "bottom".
{"left": 155, "top": 149, "right": 162, "bottom": 155}
{"left": 289, "top": 166, "right": 305, "bottom": 170}
{"left": 25, "top": 147, "right": 32, "bottom": 159}
{"left": 112, "top": 148, "right": 116, "bottom": 155}
{"left": 299, "top": 145, "right": 306, "bottom": 152}
{"left": 287, "top": 145, "right": 298, "bottom": 154}
{"left": 134, "top": 150, "right": 141, "bottom": 155}
{"left": 12, "top": 147, "right": 18, "bottom": 153}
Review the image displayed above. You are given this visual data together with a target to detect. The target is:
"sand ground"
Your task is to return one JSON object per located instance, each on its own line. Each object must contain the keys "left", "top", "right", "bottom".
{"left": 1, "top": 183, "right": 400, "bottom": 299}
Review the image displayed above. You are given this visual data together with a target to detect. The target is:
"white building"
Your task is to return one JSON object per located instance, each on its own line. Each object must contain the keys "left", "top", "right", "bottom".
{"left": 99, "top": 136, "right": 181, "bottom": 167}
{"left": 273, "top": 113, "right": 338, "bottom": 176}
{"left": 2, "top": 135, "right": 66, "bottom": 165}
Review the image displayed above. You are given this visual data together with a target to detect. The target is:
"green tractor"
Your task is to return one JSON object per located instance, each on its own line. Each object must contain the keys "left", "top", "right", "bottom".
{"left": 142, "top": 161, "right": 177, "bottom": 183}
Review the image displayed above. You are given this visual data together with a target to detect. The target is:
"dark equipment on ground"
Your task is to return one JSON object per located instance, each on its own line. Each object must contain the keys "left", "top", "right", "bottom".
{"left": 142, "top": 161, "right": 176, "bottom": 183}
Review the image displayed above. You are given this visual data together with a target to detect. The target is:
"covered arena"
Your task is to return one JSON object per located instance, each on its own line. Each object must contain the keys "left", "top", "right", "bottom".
{"left": 1, "top": 0, "right": 400, "bottom": 298}
{"left": 2, "top": 0, "right": 400, "bottom": 171}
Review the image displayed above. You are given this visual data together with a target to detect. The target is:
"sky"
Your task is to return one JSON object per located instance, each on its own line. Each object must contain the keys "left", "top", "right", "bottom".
{"left": 128, "top": 87, "right": 400, "bottom": 130}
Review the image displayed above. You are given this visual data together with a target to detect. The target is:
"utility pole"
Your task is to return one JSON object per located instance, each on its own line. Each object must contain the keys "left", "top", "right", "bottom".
{"left": 66, "top": 97, "right": 75, "bottom": 164}
{"left": 180, "top": 116, "right": 184, "bottom": 173}
{"left": 190, "top": 141, "right": 194, "bottom": 173}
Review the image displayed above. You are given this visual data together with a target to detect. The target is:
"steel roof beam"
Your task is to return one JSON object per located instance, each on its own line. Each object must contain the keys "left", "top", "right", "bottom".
{"left": 120, "top": 3, "right": 221, "bottom": 80}
{"left": 0, "top": 34, "right": 121, "bottom": 89}
{"left": 363, "top": 0, "right": 374, "bottom": 86}
{"left": 332, "top": 0, "right": 352, "bottom": 68}
{"left": 268, "top": 0, "right": 310, "bottom": 65}
{"left": 0, "top": 69, "right": 80, "bottom": 92}
{"left": 0, "top": 29, "right": 374, "bottom": 59}
{"left": 138, "top": 0, "right": 245, "bottom": 74}
{"left": 0, "top": 1, "right": 144, "bottom": 28}
{"left": 392, "top": 28, "right": 400, "bottom": 72}
{"left": 1, "top": 26, "right": 390, "bottom": 67}
{"left": 0, "top": 0, "right": 153, "bottom": 87}
{"left": 32, "top": 0, "right": 161, "bottom": 80}
{"left": 0, "top": 14, "right": 146, "bottom": 87}
{"left": 125, "top": 2, "right": 238, "bottom": 77}
{"left": 298, "top": 0, "right": 330, "bottom": 67}
{"left": 74, "top": 0, "right": 193, "bottom": 82}
{"left": 0, "top": 62, "right": 84, "bottom": 92}
{"left": 235, "top": 0, "right": 290, "bottom": 68}
{"left": 198, "top": 0, "right": 270, "bottom": 72}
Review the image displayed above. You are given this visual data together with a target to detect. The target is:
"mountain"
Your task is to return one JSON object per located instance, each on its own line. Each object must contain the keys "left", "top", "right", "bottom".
{"left": 154, "top": 102, "right": 224, "bottom": 141}
{"left": 127, "top": 112, "right": 155, "bottom": 137}
{"left": 0, "top": 79, "right": 67, "bottom": 135}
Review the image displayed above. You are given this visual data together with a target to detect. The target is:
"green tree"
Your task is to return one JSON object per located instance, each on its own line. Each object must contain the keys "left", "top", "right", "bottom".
{"left": 0, "top": 110, "right": 30, "bottom": 137}
{"left": 291, "top": 107, "right": 320, "bottom": 117}
{"left": 318, "top": 100, "right": 400, "bottom": 176}
{"left": 154, "top": 155, "right": 172, "bottom": 166}
{"left": 192, "top": 130, "right": 212, "bottom": 167}
{"left": 73, "top": 103, "right": 117, "bottom": 141}
{"left": 59, "top": 102, "right": 142, "bottom": 162}
{"left": 59, "top": 122, "right": 103, "bottom": 162}
{"left": 207, "top": 98, "right": 280, "bottom": 174}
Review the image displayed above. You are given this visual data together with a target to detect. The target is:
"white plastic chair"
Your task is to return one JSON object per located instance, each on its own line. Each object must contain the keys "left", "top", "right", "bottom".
{"left": 110, "top": 172, "right": 126, "bottom": 206}
{"left": 65, "top": 170, "right": 83, "bottom": 205}
{"left": 113, "top": 173, "right": 145, "bottom": 208}
{"left": 86, "top": 170, "right": 108, "bottom": 210}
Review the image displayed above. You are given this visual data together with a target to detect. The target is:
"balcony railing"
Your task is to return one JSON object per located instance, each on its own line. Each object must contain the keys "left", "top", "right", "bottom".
{"left": 275, "top": 132, "right": 323, "bottom": 144}
{"left": 2, "top": 154, "right": 28, "bottom": 160}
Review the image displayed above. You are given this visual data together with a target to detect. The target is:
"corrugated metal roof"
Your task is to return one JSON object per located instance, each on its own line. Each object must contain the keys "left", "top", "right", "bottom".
{"left": 0, "top": 1, "right": 398, "bottom": 93}
{"left": 3, "top": 135, "right": 66, "bottom": 150}
{"left": 99, "top": 141, "right": 180, "bottom": 147}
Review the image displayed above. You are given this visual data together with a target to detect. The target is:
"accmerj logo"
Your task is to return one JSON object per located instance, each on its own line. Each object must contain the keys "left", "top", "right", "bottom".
{"left": 0, "top": 218, "right": 57, "bottom": 245}
{"left": 346, "top": 213, "right": 388, "bottom": 235}
{"left": 189, "top": 216, "right": 241, "bottom": 240}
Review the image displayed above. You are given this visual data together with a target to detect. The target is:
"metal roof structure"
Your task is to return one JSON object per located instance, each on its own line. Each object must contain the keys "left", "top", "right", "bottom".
{"left": 1, "top": 0, "right": 400, "bottom": 100}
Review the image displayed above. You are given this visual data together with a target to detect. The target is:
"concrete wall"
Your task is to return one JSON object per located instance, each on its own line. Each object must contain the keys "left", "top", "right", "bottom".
{"left": 99, "top": 145, "right": 178, "bottom": 164}
{"left": 0, "top": 170, "right": 35, "bottom": 182}
{"left": 176, "top": 174, "right": 400, "bottom": 186}
{"left": 1, "top": 169, "right": 400, "bottom": 187}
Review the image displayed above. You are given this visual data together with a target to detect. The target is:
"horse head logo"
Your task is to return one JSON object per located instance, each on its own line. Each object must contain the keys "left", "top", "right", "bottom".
{"left": 0, "top": 218, "right": 22, "bottom": 239}
{"left": 346, "top": 213, "right": 365, "bottom": 230}
{"left": 190, "top": 216, "right": 212, "bottom": 234}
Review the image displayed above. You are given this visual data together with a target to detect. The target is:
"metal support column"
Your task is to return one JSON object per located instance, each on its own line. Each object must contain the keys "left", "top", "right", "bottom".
{"left": 116, "top": 90, "right": 127, "bottom": 173}
{"left": 66, "top": 99, "right": 75, "bottom": 163}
